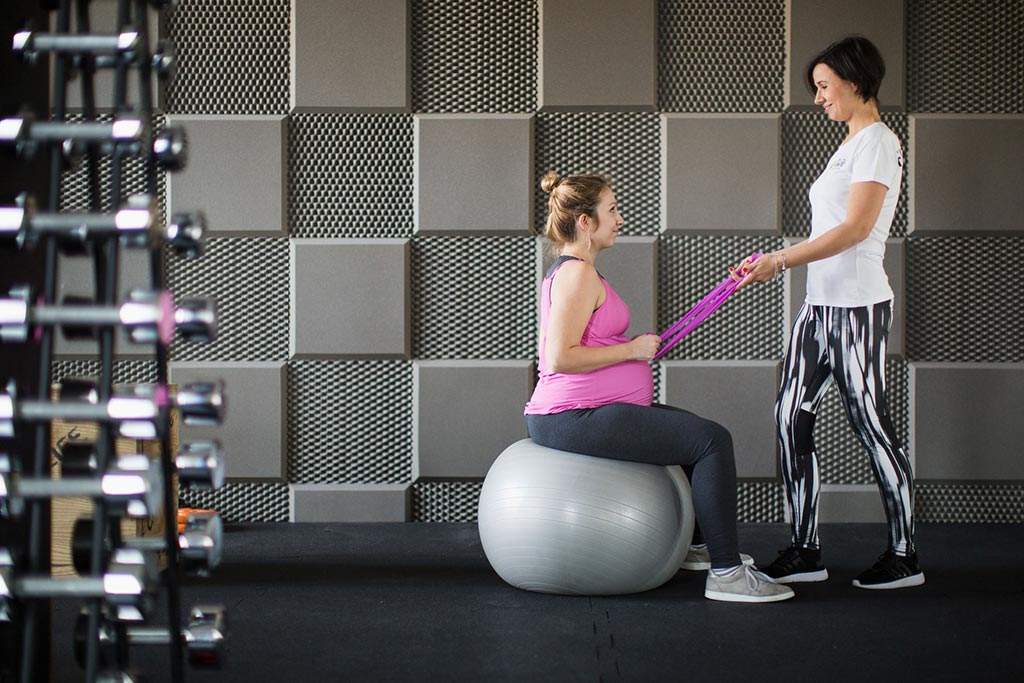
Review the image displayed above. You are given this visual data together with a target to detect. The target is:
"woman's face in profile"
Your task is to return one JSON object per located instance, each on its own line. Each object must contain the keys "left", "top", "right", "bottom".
{"left": 590, "top": 188, "right": 624, "bottom": 249}
{"left": 812, "top": 63, "right": 859, "bottom": 122}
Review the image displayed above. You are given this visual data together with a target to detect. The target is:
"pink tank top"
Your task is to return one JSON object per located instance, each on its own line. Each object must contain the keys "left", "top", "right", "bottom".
{"left": 524, "top": 256, "right": 654, "bottom": 415}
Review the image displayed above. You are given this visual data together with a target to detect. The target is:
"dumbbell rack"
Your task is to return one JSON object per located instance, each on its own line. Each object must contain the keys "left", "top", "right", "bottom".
{"left": 1, "top": 1, "right": 224, "bottom": 681}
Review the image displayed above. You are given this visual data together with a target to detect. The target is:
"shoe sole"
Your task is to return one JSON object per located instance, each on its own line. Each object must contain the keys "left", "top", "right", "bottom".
{"left": 852, "top": 572, "right": 925, "bottom": 590}
{"left": 681, "top": 556, "right": 756, "bottom": 571}
{"left": 704, "top": 589, "right": 795, "bottom": 603}
{"left": 766, "top": 569, "right": 829, "bottom": 584}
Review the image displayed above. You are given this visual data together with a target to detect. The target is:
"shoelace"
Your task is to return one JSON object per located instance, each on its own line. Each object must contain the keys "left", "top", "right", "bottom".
{"left": 743, "top": 566, "right": 771, "bottom": 591}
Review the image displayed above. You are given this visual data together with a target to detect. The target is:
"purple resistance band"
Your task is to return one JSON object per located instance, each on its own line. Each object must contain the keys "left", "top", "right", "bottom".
{"left": 653, "top": 252, "right": 763, "bottom": 360}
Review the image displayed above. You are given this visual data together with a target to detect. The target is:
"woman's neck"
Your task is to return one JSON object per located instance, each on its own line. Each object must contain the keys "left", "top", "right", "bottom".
{"left": 560, "top": 245, "right": 594, "bottom": 263}
{"left": 846, "top": 100, "right": 882, "bottom": 139}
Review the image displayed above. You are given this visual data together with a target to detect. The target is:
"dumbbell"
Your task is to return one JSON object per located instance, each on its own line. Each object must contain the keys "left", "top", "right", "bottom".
{"left": 0, "top": 114, "right": 187, "bottom": 170}
{"left": 12, "top": 29, "right": 142, "bottom": 66}
{"left": 60, "top": 439, "right": 224, "bottom": 490}
{"left": 73, "top": 604, "right": 227, "bottom": 670}
{"left": 151, "top": 39, "right": 176, "bottom": 80}
{"left": 0, "top": 377, "right": 226, "bottom": 439}
{"left": 72, "top": 510, "right": 223, "bottom": 577}
{"left": 0, "top": 548, "right": 156, "bottom": 615}
{"left": 0, "top": 452, "right": 163, "bottom": 519}
{"left": 0, "top": 287, "right": 217, "bottom": 345}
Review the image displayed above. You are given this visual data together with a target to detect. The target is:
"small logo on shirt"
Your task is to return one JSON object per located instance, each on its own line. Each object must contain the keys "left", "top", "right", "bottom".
{"left": 831, "top": 158, "right": 848, "bottom": 170}
{"left": 897, "top": 152, "right": 904, "bottom": 168}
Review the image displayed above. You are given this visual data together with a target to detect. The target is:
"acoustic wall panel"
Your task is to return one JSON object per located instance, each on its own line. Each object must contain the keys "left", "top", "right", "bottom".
{"left": 782, "top": 109, "right": 909, "bottom": 238}
{"left": 412, "top": 481, "right": 483, "bottom": 523}
{"left": 415, "top": 115, "right": 533, "bottom": 234}
{"left": 662, "top": 114, "right": 780, "bottom": 234}
{"left": 916, "top": 482, "right": 1024, "bottom": 524}
{"left": 540, "top": 0, "right": 656, "bottom": 111}
{"left": 657, "top": 234, "right": 785, "bottom": 360}
{"left": 165, "top": 0, "right": 290, "bottom": 115}
{"left": 290, "top": 0, "right": 408, "bottom": 111}
{"left": 288, "top": 113, "right": 414, "bottom": 238}
{"left": 287, "top": 361, "right": 413, "bottom": 484}
{"left": 412, "top": 236, "right": 536, "bottom": 359}
{"left": 658, "top": 0, "right": 785, "bottom": 113}
{"left": 290, "top": 484, "right": 410, "bottom": 522}
{"left": 166, "top": 115, "right": 286, "bottom": 234}
{"left": 535, "top": 112, "right": 660, "bottom": 235}
{"left": 906, "top": 236, "right": 1024, "bottom": 363}
{"left": 167, "top": 237, "right": 289, "bottom": 362}
{"left": 411, "top": 0, "right": 537, "bottom": 113}
{"left": 907, "top": 0, "right": 1024, "bottom": 113}
{"left": 51, "top": 360, "right": 159, "bottom": 386}
{"left": 179, "top": 482, "right": 290, "bottom": 523}
{"left": 910, "top": 115, "right": 1024, "bottom": 234}
{"left": 290, "top": 239, "right": 410, "bottom": 358}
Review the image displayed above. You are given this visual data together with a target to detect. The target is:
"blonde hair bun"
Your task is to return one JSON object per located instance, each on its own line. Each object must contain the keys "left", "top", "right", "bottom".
{"left": 540, "top": 170, "right": 562, "bottom": 194}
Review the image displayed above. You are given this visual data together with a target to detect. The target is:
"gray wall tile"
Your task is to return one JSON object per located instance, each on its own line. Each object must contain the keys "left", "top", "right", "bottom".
{"left": 662, "top": 114, "right": 780, "bottom": 233}
{"left": 166, "top": 115, "right": 286, "bottom": 234}
{"left": 910, "top": 115, "right": 1024, "bottom": 234}
{"left": 290, "top": 484, "right": 410, "bottom": 522}
{"left": 540, "top": 0, "right": 656, "bottom": 110}
{"left": 414, "top": 360, "right": 533, "bottom": 478}
{"left": 818, "top": 486, "right": 886, "bottom": 523}
{"left": 786, "top": 0, "right": 904, "bottom": 108}
{"left": 912, "top": 362, "right": 1024, "bottom": 480}
{"left": 170, "top": 361, "right": 287, "bottom": 480}
{"left": 414, "top": 115, "right": 533, "bottom": 233}
{"left": 663, "top": 361, "right": 779, "bottom": 478}
{"left": 290, "top": 0, "right": 408, "bottom": 111}
{"left": 290, "top": 239, "right": 410, "bottom": 358}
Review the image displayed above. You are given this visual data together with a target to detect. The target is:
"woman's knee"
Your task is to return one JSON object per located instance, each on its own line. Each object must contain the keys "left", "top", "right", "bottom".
{"left": 702, "top": 419, "right": 734, "bottom": 455}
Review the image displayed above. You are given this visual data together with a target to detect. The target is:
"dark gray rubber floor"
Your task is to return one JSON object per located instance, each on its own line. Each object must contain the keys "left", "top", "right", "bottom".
{"left": 52, "top": 523, "right": 1024, "bottom": 681}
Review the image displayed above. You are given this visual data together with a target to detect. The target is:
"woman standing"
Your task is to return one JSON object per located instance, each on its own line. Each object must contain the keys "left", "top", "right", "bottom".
{"left": 525, "top": 170, "right": 792, "bottom": 603}
{"left": 735, "top": 36, "right": 923, "bottom": 589}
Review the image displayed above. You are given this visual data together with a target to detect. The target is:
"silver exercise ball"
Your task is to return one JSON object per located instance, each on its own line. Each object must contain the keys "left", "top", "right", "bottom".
{"left": 478, "top": 438, "right": 695, "bottom": 596}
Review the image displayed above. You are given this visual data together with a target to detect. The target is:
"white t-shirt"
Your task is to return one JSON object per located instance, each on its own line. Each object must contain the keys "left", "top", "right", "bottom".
{"left": 805, "top": 121, "right": 903, "bottom": 307}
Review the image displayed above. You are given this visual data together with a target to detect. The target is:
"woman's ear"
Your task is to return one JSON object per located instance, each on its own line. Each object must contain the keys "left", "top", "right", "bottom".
{"left": 576, "top": 212, "right": 591, "bottom": 233}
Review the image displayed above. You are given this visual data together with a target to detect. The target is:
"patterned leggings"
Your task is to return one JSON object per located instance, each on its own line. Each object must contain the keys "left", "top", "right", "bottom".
{"left": 776, "top": 300, "right": 915, "bottom": 555}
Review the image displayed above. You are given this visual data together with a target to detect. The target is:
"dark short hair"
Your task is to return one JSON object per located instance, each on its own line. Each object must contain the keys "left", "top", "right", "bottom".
{"left": 805, "top": 35, "right": 885, "bottom": 103}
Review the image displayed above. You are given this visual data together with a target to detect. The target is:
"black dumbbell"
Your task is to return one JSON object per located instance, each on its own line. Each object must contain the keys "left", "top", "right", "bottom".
{"left": 164, "top": 210, "right": 207, "bottom": 259}
{"left": 0, "top": 452, "right": 163, "bottom": 519}
{"left": 0, "top": 286, "right": 217, "bottom": 345}
{"left": 0, "top": 377, "right": 226, "bottom": 439}
{"left": 1, "top": 548, "right": 155, "bottom": 615}
{"left": 72, "top": 510, "right": 223, "bottom": 577}
{"left": 176, "top": 440, "right": 225, "bottom": 490}
{"left": 12, "top": 29, "right": 141, "bottom": 66}
{"left": 73, "top": 604, "right": 227, "bottom": 670}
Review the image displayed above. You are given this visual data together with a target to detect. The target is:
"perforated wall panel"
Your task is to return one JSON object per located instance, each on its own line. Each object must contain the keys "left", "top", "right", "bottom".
{"left": 51, "top": 359, "right": 159, "bottom": 386}
{"left": 411, "top": 0, "right": 537, "bottom": 113}
{"left": 179, "top": 482, "right": 289, "bottom": 523}
{"left": 907, "top": 236, "right": 1024, "bottom": 362}
{"left": 658, "top": 0, "right": 785, "bottom": 113}
{"left": 166, "top": 238, "right": 289, "bottom": 361}
{"left": 781, "top": 110, "right": 908, "bottom": 238}
{"left": 817, "top": 357, "right": 910, "bottom": 485}
{"left": 534, "top": 112, "right": 659, "bottom": 235}
{"left": 907, "top": 0, "right": 1024, "bottom": 113}
{"left": 412, "top": 236, "right": 536, "bottom": 359}
{"left": 736, "top": 480, "right": 784, "bottom": 523}
{"left": 165, "top": 0, "right": 289, "bottom": 115}
{"left": 288, "top": 114, "right": 414, "bottom": 238}
{"left": 287, "top": 361, "right": 413, "bottom": 484}
{"left": 657, "top": 235, "right": 784, "bottom": 360}
{"left": 60, "top": 113, "right": 166, "bottom": 218}
{"left": 916, "top": 482, "right": 1024, "bottom": 523}
{"left": 411, "top": 480, "right": 483, "bottom": 522}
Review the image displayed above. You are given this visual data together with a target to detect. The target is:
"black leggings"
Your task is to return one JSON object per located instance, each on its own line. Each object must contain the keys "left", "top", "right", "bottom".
{"left": 526, "top": 402, "right": 741, "bottom": 569}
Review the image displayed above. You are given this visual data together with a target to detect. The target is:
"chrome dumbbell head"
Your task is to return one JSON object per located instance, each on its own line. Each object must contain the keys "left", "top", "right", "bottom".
{"left": 120, "top": 290, "right": 176, "bottom": 345}
{"left": 60, "top": 442, "right": 100, "bottom": 476}
{"left": 176, "top": 440, "right": 225, "bottom": 489}
{"left": 0, "top": 381, "right": 16, "bottom": 438}
{"left": 153, "top": 124, "right": 187, "bottom": 171}
{"left": 152, "top": 39, "right": 176, "bottom": 80}
{"left": 179, "top": 511, "right": 223, "bottom": 577}
{"left": 0, "top": 193, "right": 33, "bottom": 248}
{"left": 175, "top": 298, "right": 217, "bottom": 343}
{"left": 185, "top": 605, "right": 227, "bottom": 669}
{"left": 175, "top": 381, "right": 225, "bottom": 426}
{"left": 105, "top": 453, "right": 164, "bottom": 518}
{"left": 165, "top": 210, "right": 205, "bottom": 259}
{"left": 0, "top": 547, "right": 14, "bottom": 622}
{"left": 0, "top": 285, "right": 32, "bottom": 343}
{"left": 0, "top": 453, "right": 23, "bottom": 517}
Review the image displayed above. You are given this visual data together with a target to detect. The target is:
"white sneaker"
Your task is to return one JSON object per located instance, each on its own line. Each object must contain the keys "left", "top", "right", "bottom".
{"left": 682, "top": 545, "right": 755, "bottom": 571}
{"left": 705, "top": 565, "right": 796, "bottom": 603}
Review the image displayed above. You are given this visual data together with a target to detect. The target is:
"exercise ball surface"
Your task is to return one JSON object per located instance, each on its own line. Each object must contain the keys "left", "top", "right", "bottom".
{"left": 478, "top": 438, "right": 694, "bottom": 595}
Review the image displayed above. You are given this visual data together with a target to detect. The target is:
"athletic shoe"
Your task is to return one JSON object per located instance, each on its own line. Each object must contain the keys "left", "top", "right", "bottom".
{"left": 681, "top": 545, "right": 755, "bottom": 571}
{"left": 758, "top": 545, "right": 829, "bottom": 583}
{"left": 704, "top": 565, "right": 795, "bottom": 603}
{"left": 852, "top": 550, "right": 925, "bottom": 590}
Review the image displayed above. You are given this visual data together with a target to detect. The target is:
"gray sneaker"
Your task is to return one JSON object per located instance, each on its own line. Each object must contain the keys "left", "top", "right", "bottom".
{"left": 682, "top": 545, "right": 755, "bottom": 571}
{"left": 705, "top": 565, "right": 795, "bottom": 603}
